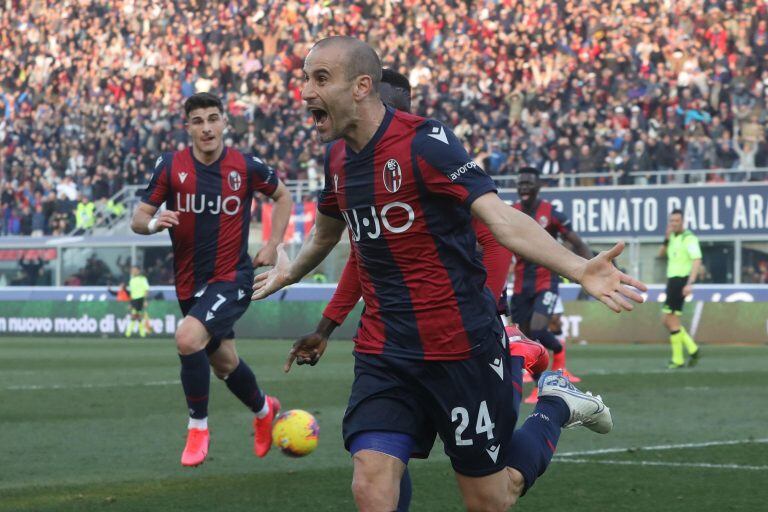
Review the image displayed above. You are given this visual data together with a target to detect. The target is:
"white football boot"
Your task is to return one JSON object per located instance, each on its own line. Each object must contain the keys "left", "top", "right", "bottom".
{"left": 538, "top": 370, "right": 613, "bottom": 434}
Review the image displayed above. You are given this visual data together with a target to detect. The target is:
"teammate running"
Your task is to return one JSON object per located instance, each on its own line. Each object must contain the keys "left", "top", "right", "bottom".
{"left": 254, "top": 37, "right": 645, "bottom": 511}
{"left": 510, "top": 167, "right": 593, "bottom": 402}
{"left": 131, "top": 92, "right": 293, "bottom": 466}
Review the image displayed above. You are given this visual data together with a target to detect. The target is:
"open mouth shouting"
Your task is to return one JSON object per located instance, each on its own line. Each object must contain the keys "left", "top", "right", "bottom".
{"left": 308, "top": 106, "right": 330, "bottom": 130}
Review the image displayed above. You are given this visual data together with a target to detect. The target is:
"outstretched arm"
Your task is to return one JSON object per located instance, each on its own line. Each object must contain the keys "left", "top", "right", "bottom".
{"left": 251, "top": 212, "right": 346, "bottom": 300}
{"left": 471, "top": 192, "right": 647, "bottom": 312}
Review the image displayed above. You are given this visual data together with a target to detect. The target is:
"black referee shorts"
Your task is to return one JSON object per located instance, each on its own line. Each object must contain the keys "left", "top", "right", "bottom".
{"left": 663, "top": 276, "right": 688, "bottom": 315}
{"left": 130, "top": 298, "right": 145, "bottom": 312}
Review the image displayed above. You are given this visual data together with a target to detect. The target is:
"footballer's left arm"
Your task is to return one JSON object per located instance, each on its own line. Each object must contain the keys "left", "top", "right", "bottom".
{"left": 254, "top": 181, "right": 293, "bottom": 267}
{"left": 471, "top": 192, "right": 646, "bottom": 312}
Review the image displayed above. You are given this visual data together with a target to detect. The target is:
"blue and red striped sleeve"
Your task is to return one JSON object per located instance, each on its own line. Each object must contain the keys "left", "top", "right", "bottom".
{"left": 551, "top": 207, "right": 573, "bottom": 235}
{"left": 413, "top": 120, "right": 496, "bottom": 207}
{"left": 246, "top": 154, "right": 278, "bottom": 196}
{"left": 142, "top": 152, "right": 172, "bottom": 207}
{"left": 322, "top": 245, "right": 362, "bottom": 325}
{"left": 472, "top": 218, "right": 512, "bottom": 301}
{"left": 317, "top": 142, "right": 343, "bottom": 220}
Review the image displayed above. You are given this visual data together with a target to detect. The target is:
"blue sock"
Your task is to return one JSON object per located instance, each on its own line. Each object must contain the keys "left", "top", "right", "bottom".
{"left": 224, "top": 359, "right": 266, "bottom": 413}
{"left": 529, "top": 328, "right": 562, "bottom": 353}
{"left": 396, "top": 467, "right": 412, "bottom": 512}
{"left": 179, "top": 349, "right": 210, "bottom": 420}
{"left": 507, "top": 396, "right": 569, "bottom": 493}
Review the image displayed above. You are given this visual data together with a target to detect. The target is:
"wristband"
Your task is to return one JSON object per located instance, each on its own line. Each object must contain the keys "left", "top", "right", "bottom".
{"left": 147, "top": 218, "right": 159, "bottom": 234}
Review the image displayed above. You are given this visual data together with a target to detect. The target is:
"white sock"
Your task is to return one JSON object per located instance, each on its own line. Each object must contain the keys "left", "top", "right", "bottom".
{"left": 188, "top": 417, "right": 208, "bottom": 430}
{"left": 255, "top": 396, "right": 270, "bottom": 419}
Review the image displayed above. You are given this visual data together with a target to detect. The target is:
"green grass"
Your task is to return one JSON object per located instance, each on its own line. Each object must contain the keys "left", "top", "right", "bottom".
{"left": 1, "top": 338, "right": 767, "bottom": 511}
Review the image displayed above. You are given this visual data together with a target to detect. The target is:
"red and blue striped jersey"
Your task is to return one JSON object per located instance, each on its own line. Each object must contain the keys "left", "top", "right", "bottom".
{"left": 512, "top": 199, "right": 572, "bottom": 295}
{"left": 142, "top": 147, "right": 278, "bottom": 300}
{"left": 318, "top": 107, "right": 499, "bottom": 361}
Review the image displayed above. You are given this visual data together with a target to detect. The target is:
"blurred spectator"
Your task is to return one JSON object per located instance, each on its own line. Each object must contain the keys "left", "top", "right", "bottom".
{"left": 2, "top": 0, "right": 768, "bottom": 242}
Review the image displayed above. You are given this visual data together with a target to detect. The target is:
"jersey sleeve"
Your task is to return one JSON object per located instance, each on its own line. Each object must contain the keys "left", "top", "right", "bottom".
{"left": 142, "top": 153, "right": 171, "bottom": 207}
{"left": 317, "top": 143, "right": 343, "bottom": 220}
{"left": 246, "top": 154, "right": 279, "bottom": 196}
{"left": 413, "top": 120, "right": 496, "bottom": 206}
{"left": 323, "top": 248, "right": 363, "bottom": 325}
{"left": 472, "top": 218, "right": 513, "bottom": 300}
{"left": 551, "top": 208, "right": 573, "bottom": 235}
{"left": 686, "top": 235, "right": 702, "bottom": 259}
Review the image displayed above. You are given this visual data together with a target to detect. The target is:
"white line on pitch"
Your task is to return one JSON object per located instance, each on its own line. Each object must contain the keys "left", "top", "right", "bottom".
{"left": 690, "top": 300, "right": 704, "bottom": 338}
{"left": 575, "top": 368, "right": 760, "bottom": 376}
{"left": 557, "top": 438, "right": 768, "bottom": 457}
{"left": 557, "top": 458, "right": 768, "bottom": 471}
{"left": 3, "top": 380, "right": 180, "bottom": 391}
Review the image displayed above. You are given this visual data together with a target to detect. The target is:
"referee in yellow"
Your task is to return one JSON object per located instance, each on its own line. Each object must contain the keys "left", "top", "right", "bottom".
{"left": 126, "top": 266, "right": 151, "bottom": 338}
{"left": 659, "top": 209, "right": 701, "bottom": 368}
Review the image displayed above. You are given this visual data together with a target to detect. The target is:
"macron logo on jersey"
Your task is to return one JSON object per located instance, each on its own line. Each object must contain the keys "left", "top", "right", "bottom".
{"left": 489, "top": 357, "right": 504, "bottom": 381}
{"left": 179, "top": 172, "right": 188, "bottom": 184}
{"left": 486, "top": 443, "right": 500, "bottom": 463}
{"left": 427, "top": 125, "right": 449, "bottom": 145}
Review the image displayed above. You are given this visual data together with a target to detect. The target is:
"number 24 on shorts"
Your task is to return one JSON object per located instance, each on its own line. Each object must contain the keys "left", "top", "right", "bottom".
{"left": 451, "top": 400, "right": 495, "bottom": 446}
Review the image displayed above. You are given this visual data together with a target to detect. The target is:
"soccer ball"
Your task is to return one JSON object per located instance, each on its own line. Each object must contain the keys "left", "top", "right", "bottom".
{"left": 271, "top": 409, "right": 319, "bottom": 457}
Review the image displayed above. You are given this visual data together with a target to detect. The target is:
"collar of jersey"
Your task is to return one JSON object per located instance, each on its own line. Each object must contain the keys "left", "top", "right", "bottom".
{"left": 345, "top": 105, "right": 395, "bottom": 159}
{"left": 190, "top": 146, "right": 228, "bottom": 168}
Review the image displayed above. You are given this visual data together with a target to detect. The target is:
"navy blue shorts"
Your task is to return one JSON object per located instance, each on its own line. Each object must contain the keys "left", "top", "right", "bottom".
{"left": 178, "top": 280, "right": 251, "bottom": 354}
{"left": 510, "top": 289, "right": 559, "bottom": 328}
{"left": 342, "top": 325, "right": 524, "bottom": 477}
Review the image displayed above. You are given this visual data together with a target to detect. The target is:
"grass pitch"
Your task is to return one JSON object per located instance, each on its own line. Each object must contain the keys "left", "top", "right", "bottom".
{"left": 1, "top": 338, "right": 766, "bottom": 511}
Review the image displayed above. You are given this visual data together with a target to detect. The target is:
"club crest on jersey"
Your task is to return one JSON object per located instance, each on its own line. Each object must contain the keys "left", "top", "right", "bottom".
{"left": 228, "top": 170, "right": 242, "bottom": 191}
{"left": 383, "top": 159, "right": 402, "bottom": 193}
{"left": 538, "top": 216, "right": 548, "bottom": 227}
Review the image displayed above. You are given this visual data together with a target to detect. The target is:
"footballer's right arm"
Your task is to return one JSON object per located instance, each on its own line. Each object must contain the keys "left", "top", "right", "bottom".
{"left": 252, "top": 211, "right": 346, "bottom": 300}
{"left": 130, "top": 202, "right": 179, "bottom": 235}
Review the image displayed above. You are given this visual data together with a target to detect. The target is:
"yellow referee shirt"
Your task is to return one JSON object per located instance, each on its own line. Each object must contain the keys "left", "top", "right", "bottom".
{"left": 666, "top": 230, "right": 702, "bottom": 278}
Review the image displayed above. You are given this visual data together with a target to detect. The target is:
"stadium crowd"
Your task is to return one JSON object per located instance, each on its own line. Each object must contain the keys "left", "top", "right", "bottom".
{"left": 2, "top": 0, "right": 768, "bottom": 236}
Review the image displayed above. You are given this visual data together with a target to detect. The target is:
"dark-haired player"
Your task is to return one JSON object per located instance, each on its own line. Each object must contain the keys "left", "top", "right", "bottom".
{"left": 254, "top": 37, "right": 645, "bottom": 511}
{"left": 131, "top": 92, "right": 293, "bottom": 466}
{"left": 511, "top": 167, "right": 593, "bottom": 403}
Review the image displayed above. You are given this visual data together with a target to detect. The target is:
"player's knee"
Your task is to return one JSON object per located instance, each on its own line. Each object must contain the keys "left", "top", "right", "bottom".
{"left": 175, "top": 322, "right": 206, "bottom": 355}
{"left": 350, "top": 474, "right": 396, "bottom": 511}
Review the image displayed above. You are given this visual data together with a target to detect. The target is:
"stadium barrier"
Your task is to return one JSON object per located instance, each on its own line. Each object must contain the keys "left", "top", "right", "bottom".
{"left": 1, "top": 297, "right": 765, "bottom": 344}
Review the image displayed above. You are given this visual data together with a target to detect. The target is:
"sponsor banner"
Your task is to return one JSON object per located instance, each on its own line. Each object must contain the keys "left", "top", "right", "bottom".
{"left": 558, "top": 301, "right": 768, "bottom": 345}
{"left": 499, "top": 183, "right": 768, "bottom": 238}
{"left": 261, "top": 201, "right": 317, "bottom": 244}
{"left": 1, "top": 301, "right": 766, "bottom": 344}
